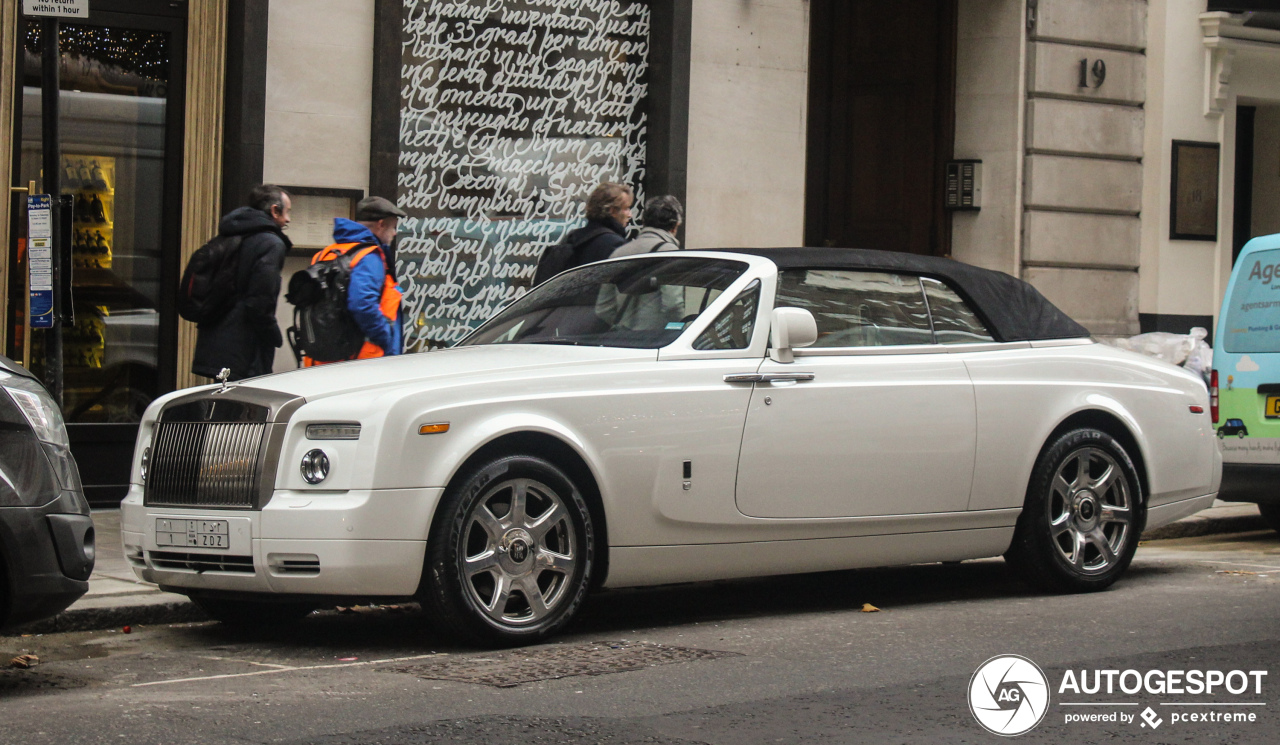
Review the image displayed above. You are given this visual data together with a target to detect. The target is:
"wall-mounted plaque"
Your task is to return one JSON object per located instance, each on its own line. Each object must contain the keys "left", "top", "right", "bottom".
{"left": 280, "top": 186, "right": 364, "bottom": 251}
{"left": 1170, "top": 140, "right": 1220, "bottom": 241}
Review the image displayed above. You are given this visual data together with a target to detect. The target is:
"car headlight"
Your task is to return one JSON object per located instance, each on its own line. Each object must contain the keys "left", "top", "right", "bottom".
{"left": 2, "top": 378, "right": 70, "bottom": 448}
{"left": 140, "top": 446, "right": 151, "bottom": 483}
{"left": 0, "top": 379, "right": 69, "bottom": 506}
{"left": 306, "top": 423, "right": 361, "bottom": 440}
{"left": 300, "top": 449, "right": 330, "bottom": 484}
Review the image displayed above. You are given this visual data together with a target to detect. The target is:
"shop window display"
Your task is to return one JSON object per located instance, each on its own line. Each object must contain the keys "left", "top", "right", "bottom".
{"left": 12, "top": 22, "right": 169, "bottom": 423}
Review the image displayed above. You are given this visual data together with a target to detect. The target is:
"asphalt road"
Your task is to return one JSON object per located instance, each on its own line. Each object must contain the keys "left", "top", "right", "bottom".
{"left": 2, "top": 530, "right": 1277, "bottom": 745}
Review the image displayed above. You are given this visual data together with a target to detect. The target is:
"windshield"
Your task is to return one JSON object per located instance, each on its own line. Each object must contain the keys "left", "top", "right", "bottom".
{"left": 461, "top": 257, "right": 749, "bottom": 348}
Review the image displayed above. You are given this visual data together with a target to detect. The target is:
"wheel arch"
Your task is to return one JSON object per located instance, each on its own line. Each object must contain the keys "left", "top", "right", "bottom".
{"left": 1041, "top": 408, "right": 1151, "bottom": 502}
{"left": 434, "top": 430, "right": 610, "bottom": 590}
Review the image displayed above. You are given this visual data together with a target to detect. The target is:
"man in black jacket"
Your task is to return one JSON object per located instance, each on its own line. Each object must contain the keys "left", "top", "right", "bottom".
{"left": 568, "top": 182, "right": 633, "bottom": 266}
{"left": 191, "top": 184, "right": 292, "bottom": 381}
{"left": 532, "top": 182, "right": 633, "bottom": 285}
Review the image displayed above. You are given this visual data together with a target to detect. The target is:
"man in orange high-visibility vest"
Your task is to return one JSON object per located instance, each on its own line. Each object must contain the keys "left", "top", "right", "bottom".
{"left": 302, "top": 196, "right": 406, "bottom": 366}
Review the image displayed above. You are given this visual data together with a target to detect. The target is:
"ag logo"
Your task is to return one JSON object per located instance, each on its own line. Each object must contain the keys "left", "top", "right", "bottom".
{"left": 969, "top": 655, "right": 1050, "bottom": 736}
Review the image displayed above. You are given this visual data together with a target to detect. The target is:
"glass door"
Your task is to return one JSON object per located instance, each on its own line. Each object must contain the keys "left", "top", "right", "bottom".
{"left": 8, "top": 3, "right": 186, "bottom": 502}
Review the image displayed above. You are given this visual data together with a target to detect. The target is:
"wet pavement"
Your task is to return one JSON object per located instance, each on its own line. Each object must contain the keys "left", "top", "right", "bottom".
{"left": 1, "top": 528, "right": 1277, "bottom": 744}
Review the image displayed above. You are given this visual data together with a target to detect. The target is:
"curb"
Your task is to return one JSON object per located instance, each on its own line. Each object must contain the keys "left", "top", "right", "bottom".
{"left": 1141, "top": 512, "right": 1269, "bottom": 541}
{"left": 7, "top": 600, "right": 207, "bottom": 636}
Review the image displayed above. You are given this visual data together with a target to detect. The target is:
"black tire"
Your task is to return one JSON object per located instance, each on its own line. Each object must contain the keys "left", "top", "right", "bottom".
{"left": 1005, "top": 428, "right": 1145, "bottom": 593}
{"left": 191, "top": 596, "right": 315, "bottom": 627}
{"left": 421, "top": 454, "right": 595, "bottom": 647}
{"left": 1258, "top": 502, "right": 1280, "bottom": 534}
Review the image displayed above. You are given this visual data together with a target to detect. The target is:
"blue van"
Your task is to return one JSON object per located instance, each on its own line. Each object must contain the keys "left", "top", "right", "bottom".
{"left": 1214, "top": 234, "right": 1280, "bottom": 532}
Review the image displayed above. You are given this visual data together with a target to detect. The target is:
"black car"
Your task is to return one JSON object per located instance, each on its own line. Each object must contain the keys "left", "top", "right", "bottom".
{"left": 0, "top": 355, "right": 95, "bottom": 628}
{"left": 1218, "top": 418, "right": 1249, "bottom": 439}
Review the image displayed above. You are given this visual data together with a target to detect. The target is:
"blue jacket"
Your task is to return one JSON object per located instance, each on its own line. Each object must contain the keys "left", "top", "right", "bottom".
{"left": 332, "top": 218, "right": 401, "bottom": 356}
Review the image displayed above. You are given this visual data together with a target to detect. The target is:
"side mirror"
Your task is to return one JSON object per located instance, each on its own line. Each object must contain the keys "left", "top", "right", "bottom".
{"left": 770, "top": 307, "right": 818, "bottom": 363}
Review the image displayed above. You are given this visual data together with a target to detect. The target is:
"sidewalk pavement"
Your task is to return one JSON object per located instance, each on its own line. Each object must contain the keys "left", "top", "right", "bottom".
{"left": 6, "top": 501, "right": 1272, "bottom": 636}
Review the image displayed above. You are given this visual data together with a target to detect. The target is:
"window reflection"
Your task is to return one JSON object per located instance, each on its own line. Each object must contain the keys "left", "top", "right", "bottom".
{"left": 16, "top": 22, "right": 169, "bottom": 422}
{"left": 777, "top": 269, "right": 933, "bottom": 347}
{"left": 922, "top": 278, "right": 994, "bottom": 344}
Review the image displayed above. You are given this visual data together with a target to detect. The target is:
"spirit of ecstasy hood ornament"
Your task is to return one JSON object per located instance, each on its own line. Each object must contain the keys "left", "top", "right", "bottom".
{"left": 216, "top": 368, "right": 231, "bottom": 392}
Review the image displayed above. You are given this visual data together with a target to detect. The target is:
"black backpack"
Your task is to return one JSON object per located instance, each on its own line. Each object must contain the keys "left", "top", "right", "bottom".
{"left": 285, "top": 244, "right": 371, "bottom": 363}
{"left": 177, "top": 235, "right": 244, "bottom": 324}
{"left": 532, "top": 224, "right": 614, "bottom": 286}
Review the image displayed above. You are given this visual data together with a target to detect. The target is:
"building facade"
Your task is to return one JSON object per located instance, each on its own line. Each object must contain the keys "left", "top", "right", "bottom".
{"left": 0, "top": 0, "right": 1274, "bottom": 500}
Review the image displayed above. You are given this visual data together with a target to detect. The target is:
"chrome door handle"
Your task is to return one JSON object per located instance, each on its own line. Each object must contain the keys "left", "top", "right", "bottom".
{"left": 723, "top": 373, "right": 815, "bottom": 384}
{"left": 761, "top": 373, "right": 815, "bottom": 383}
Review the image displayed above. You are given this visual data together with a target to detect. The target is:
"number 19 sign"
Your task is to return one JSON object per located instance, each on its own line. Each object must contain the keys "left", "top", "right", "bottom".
{"left": 28, "top": 194, "right": 54, "bottom": 329}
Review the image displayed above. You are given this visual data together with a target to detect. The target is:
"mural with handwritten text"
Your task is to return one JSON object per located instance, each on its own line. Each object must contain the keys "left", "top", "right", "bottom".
{"left": 396, "top": 0, "right": 650, "bottom": 351}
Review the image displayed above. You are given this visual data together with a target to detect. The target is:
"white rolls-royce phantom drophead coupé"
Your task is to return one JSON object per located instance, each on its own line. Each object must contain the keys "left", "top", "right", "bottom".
{"left": 122, "top": 248, "right": 1220, "bottom": 645}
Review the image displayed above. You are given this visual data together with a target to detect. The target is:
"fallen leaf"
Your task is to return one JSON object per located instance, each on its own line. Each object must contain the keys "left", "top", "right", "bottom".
{"left": 9, "top": 654, "right": 38, "bottom": 669}
{"left": 1217, "top": 569, "right": 1258, "bottom": 576}
{"left": 338, "top": 657, "right": 358, "bottom": 662}
{"left": 861, "top": 603, "right": 880, "bottom": 613}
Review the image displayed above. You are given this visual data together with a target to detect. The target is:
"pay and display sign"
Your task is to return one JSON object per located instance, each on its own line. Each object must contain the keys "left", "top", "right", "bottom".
{"left": 23, "top": 0, "right": 88, "bottom": 18}
{"left": 27, "top": 194, "right": 53, "bottom": 329}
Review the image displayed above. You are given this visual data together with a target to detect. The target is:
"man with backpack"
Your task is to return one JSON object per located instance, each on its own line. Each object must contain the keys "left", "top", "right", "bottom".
{"left": 294, "top": 196, "right": 405, "bottom": 366}
{"left": 188, "top": 184, "right": 292, "bottom": 381}
{"left": 532, "top": 182, "right": 633, "bottom": 285}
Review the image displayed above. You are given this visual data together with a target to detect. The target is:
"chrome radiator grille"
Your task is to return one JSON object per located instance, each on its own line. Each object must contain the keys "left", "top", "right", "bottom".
{"left": 145, "top": 421, "right": 266, "bottom": 508}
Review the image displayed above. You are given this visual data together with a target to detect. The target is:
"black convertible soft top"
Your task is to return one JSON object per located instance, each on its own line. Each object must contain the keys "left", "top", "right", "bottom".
{"left": 718, "top": 247, "right": 1090, "bottom": 343}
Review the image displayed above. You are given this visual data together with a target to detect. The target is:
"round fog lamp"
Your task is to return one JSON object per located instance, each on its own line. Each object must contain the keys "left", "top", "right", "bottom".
{"left": 300, "top": 449, "right": 330, "bottom": 484}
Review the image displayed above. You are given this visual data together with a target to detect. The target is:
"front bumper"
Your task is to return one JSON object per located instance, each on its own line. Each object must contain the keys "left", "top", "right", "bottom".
{"left": 120, "top": 485, "right": 442, "bottom": 598}
{"left": 0, "top": 492, "right": 94, "bottom": 628}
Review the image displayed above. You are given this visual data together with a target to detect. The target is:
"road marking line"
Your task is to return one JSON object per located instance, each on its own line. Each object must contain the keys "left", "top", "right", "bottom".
{"left": 1139, "top": 557, "right": 1280, "bottom": 572}
{"left": 1201, "top": 560, "right": 1280, "bottom": 571}
{"left": 197, "top": 655, "right": 290, "bottom": 669}
{"left": 133, "top": 653, "right": 447, "bottom": 687}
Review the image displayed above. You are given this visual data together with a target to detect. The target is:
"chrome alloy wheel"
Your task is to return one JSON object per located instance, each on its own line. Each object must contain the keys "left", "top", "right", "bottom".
{"left": 1048, "top": 447, "right": 1132, "bottom": 574}
{"left": 459, "top": 477, "right": 578, "bottom": 626}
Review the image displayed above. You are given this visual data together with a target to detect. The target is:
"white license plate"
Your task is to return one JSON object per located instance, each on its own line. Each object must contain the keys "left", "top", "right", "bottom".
{"left": 155, "top": 519, "right": 230, "bottom": 550}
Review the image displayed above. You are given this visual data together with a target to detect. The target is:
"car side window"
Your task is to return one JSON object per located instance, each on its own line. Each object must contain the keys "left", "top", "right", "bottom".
{"left": 922, "top": 278, "right": 994, "bottom": 344}
{"left": 693, "top": 281, "right": 760, "bottom": 350}
{"left": 776, "top": 269, "right": 932, "bottom": 347}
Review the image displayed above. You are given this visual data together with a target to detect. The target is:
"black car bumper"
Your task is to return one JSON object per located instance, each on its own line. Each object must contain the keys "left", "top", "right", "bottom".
{"left": 1219, "top": 463, "right": 1280, "bottom": 505}
{"left": 0, "top": 491, "right": 95, "bottom": 628}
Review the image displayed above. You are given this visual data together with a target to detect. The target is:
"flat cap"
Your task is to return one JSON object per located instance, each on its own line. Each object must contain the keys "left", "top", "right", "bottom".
{"left": 355, "top": 195, "right": 408, "bottom": 221}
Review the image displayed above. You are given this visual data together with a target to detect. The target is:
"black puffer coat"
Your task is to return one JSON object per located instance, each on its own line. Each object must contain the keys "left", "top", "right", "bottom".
{"left": 565, "top": 216, "right": 628, "bottom": 268}
{"left": 191, "top": 207, "right": 291, "bottom": 380}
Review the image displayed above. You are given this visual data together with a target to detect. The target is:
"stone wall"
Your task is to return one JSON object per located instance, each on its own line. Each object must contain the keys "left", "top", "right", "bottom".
{"left": 684, "top": 0, "right": 809, "bottom": 249}
{"left": 263, "top": 0, "right": 376, "bottom": 371}
{"left": 1023, "top": 0, "right": 1147, "bottom": 336}
{"left": 951, "top": 0, "right": 1025, "bottom": 275}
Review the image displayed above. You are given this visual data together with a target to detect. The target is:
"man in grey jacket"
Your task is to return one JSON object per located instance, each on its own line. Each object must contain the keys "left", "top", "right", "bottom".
{"left": 609, "top": 195, "right": 683, "bottom": 257}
